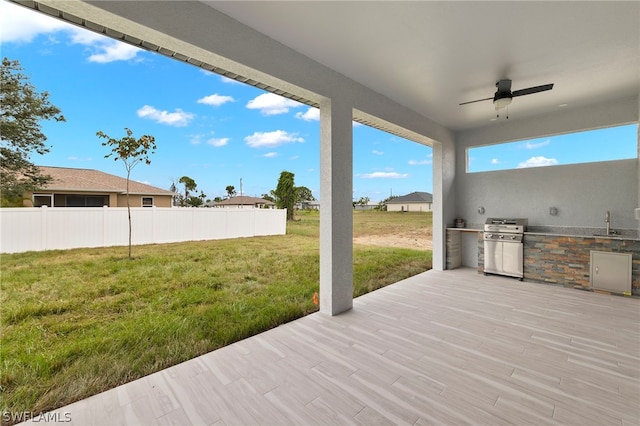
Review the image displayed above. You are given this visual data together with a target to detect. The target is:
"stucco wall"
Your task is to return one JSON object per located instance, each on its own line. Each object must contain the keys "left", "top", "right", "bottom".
{"left": 24, "top": 192, "right": 172, "bottom": 208}
{"left": 387, "top": 202, "right": 432, "bottom": 212}
{"left": 453, "top": 99, "right": 639, "bottom": 232}
{"left": 455, "top": 159, "right": 638, "bottom": 231}
{"left": 117, "top": 194, "right": 173, "bottom": 207}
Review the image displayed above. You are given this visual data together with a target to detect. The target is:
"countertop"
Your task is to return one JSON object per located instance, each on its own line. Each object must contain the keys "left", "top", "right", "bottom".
{"left": 447, "top": 226, "right": 639, "bottom": 241}
{"left": 524, "top": 231, "right": 639, "bottom": 241}
{"left": 524, "top": 225, "right": 639, "bottom": 241}
{"left": 446, "top": 227, "right": 482, "bottom": 232}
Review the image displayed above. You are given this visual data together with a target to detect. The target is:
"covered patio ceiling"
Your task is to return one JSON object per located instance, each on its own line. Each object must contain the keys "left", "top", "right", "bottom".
{"left": 209, "top": 1, "right": 639, "bottom": 133}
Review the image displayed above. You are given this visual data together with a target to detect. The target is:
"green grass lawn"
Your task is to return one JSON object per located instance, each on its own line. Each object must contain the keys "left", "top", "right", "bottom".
{"left": 0, "top": 210, "right": 432, "bottom": 419}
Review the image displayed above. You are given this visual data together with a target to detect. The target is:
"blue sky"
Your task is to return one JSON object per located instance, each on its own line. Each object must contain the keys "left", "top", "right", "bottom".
{"left": 468, "top": 125, "right": 637, "bottom": 173}
{"left": 1, "top": 1, "right": 432, "bottom": 203}
{"left": 1, "top": 2, "right": 636, "bottom": 202}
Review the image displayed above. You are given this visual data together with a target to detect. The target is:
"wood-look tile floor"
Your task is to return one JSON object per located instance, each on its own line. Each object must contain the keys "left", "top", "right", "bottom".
{"left": 25, "top": 269, "right": 640, "bottom": 425}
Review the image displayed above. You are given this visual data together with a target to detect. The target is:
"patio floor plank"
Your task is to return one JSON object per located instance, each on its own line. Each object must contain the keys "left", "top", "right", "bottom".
{"left": 23, "top": 268, "right": 640, "bottom": 425}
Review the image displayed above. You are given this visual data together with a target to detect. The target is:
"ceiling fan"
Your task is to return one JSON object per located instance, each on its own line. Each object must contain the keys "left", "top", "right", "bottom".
{"left": 460, "top": 79, "right": 554, "bottom": 116}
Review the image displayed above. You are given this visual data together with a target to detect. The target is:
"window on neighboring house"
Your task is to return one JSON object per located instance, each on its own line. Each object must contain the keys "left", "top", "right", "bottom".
{"left": 33, "top": 194, "right": 53, "bottom": 207}
{"left": 65, "top": 195, "right": 108, "bottom": 207}
{"left": 141, "top": 197, "right": 154, "bottom": 207}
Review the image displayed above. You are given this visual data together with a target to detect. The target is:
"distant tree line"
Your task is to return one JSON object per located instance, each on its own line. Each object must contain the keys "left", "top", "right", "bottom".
{"left": 169, "top": 171, "right": 315, "bottom": 218}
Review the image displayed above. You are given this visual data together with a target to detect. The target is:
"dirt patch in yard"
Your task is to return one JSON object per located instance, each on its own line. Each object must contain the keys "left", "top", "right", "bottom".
{"left": 353, "top": 228, "right": 432, "bottom": 251}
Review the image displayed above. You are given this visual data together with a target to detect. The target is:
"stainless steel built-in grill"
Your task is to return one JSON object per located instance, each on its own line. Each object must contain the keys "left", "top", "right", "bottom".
{"left": 483, "top": 218, "right": 528, "bottom": 279}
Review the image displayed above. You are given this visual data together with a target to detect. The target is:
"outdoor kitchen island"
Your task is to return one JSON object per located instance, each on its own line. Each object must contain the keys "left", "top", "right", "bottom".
{"left": 447, "top": 227, "right": 640, "bottom": 296}
{"left": 521, "top": 229, "right": 640, "bottom": 295}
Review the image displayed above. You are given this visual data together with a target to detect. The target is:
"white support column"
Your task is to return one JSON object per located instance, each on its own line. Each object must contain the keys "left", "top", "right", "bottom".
{"left": 319, "top": 98, "right": 353, "bottom": 315}
{"left": 432, "top": 139, "right": 456, "bottom": 271}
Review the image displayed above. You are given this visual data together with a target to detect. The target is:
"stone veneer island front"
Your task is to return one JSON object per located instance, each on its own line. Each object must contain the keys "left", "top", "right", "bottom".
{"left": 446, "top": 227, "right": 640, "bottom": 296}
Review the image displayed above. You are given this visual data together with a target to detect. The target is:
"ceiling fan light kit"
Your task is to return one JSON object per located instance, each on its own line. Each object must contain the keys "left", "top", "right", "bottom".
{"left": 494, "top": 96, "right": 512, "bottom": 110}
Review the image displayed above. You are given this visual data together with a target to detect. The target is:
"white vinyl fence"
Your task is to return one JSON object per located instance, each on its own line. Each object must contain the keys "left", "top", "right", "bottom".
{"left": 0, "top": 207, "right": 287, "bottom": 254}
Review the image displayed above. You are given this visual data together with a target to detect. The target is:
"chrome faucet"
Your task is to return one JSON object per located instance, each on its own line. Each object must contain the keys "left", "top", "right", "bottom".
{"left": 605, "top": 210, "right": 611, "bottom": 235}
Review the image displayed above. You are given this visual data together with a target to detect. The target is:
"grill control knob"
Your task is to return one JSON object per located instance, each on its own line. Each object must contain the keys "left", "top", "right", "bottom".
{"left": 511, "top": 235, "right": 517, "bottom": 240}
{"left": 499, "top": 234, "right": 504, "bottom": 239}
{"left": 485, "top": 233, "right": 492, "bottom": 238}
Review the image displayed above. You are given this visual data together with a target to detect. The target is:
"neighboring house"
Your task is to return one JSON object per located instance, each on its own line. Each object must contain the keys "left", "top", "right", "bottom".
{"left": 354, "top": 204, "right": 376, "bottom": 211}
{"left": 297, "top": 200, "right": 320, "bottom": 210}
{"left": 387, "top": 192, "right": 433, "bottom": 212}
{"left": 215, "top": 196, "right": 275, "bottom": 209}
{"left": 25, "top": 166, "right": 175, "bottom": 208}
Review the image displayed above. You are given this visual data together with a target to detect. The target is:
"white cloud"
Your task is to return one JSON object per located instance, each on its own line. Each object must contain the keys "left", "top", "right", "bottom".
{"left": 523, "top": 139, "right": 551, "bottom": 150}
{"left": 220, "top": 75, "right": 243, "bottom": 84}
{"left": 0, "top": 1, "right": 71, "bottom": 43}
{"left": 207, "top": 138, "right": 229, "bottom": 147}
{"left": 68, "top": 30, "right": 104, "bottom": 46}
{"left": 245, "top": 130, "right": 304, "bottom": 148}
{"left": 517, "top": 156, "right": 559, "bottom": 168}
{"left": 0, "top": 2, "right": 143, "bottom": 63}
{"left": 372, "top": 150, "right": 384, "bottom": 155}
{"left": 197, "top": 94, "right": 235, "bottom": 106}
{"left": 408, "top": 159, "right": 431, "bottom": 165}
{"left": 67, "top": 156, "right": 92, "bottom": 162}
{"left": 246, "top": 93, "right": 303, "bottom": 116}
{"left": 295, "top": 107, "right": 320, "bottom": 121}
{"left": 263, "top": 152, "right": 278, "bottom": 158}
{"left": 86, "top": 42, "right": 141, "bottom": 63}
{"left": 65, "top": 20, "right": 141, "bottom": 63}
{"left": 136, "top": 105, "right": 194, "bottom": 127}
{"left": 491, "top": 158, "right": 501, "bottom": 164}
{"left": 359, "top": 172, "right": 409, "bottom": 179}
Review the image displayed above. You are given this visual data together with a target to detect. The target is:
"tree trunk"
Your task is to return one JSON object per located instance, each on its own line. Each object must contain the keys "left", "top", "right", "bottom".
{"left": 126, "top": 169, "right": 132, "bottom": 259}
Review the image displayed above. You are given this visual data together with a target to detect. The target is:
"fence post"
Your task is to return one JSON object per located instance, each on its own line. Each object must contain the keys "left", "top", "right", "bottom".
{"left": 103, "top": 205, "right": 108, "bottom": 247}
{"left": 190, "top": 208, "right": 194, "bottom": 241}
{"left": 151, "top": 206, "right": 156, "bottom": 244}
{"left": 41, "top": 205, "right": 48, "bottom": 251}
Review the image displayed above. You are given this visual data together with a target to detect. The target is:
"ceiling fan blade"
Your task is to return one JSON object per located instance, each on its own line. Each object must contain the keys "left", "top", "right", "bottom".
{"left": 459, "top": 97, "right": 493, "bottom": 106}
{"left": 512, "top": 83, "right": 554, "bottom": 97}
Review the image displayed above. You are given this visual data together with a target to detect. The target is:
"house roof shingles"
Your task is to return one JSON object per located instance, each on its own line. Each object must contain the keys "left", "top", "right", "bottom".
{"left": 216, "top": 196, "right": 275, "bottom": 206}
{"left": 37, "top": 166, "right": 175, "bottom": 195}
{"left": 387, "top": 191, "right": 433, "bottom": 204}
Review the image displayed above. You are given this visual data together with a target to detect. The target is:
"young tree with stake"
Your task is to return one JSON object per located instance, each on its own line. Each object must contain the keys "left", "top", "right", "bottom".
{"left": 97, "top": 128, "right": 156, "bottom": 259}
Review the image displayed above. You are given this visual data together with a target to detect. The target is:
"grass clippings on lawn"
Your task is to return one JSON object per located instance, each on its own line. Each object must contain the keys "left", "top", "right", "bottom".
{"left": 0, "top": 211, "right": 432, "bottom": 421}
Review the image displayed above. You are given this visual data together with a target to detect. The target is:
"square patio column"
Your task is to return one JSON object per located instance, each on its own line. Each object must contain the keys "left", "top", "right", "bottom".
{"left": 319, "top": 98, "right": 353, "bottom": 316}
{"left": 432, "top": 139, "right": 456, "bottom": 271}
